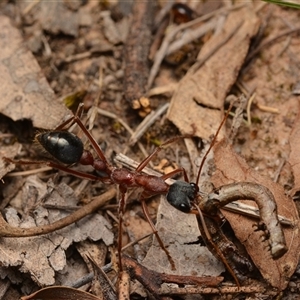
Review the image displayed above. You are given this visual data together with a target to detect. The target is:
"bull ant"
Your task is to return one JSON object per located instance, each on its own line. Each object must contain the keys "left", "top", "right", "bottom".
{"left": 4, "top": 102, "right": 287, "bottom": 286}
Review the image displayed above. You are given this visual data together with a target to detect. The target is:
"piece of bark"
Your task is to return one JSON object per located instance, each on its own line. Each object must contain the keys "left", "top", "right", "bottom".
{"left": 123, "top": 1, "right": 154, "bottom": 110}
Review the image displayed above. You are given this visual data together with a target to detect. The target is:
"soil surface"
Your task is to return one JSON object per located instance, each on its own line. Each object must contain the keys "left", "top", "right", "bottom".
{"left": 0, "top": 1, "right": 300, "bottom": 299}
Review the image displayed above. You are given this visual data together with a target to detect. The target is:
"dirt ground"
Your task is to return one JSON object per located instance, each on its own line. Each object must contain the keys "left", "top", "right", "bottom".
{"left": 0, "top": 1, "right": 300, "bottom": 299}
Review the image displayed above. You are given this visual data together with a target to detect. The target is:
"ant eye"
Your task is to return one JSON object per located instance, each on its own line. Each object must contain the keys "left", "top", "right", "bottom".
{"left": 179, "top": 202, "right": 191, "bottom": 213}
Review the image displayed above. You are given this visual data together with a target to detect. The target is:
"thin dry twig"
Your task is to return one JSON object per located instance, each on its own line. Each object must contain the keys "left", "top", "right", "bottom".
{"left": 246, "top": 92, "right": 256, "bottom": 126}
{"left": 123, "top": 255, "right": 223, "bottom": 298}
{"left": 123, "top": 1, "right": 154, "bottom": 108}
{"left": 159, "top": 284, "right": 268, "bottom": 296}
{"left": 5, "top": 166, "right": 52, "bottom": 177}
{"left": 0, "top": 188, "right": 116, "bottom": 237}
{"left": 96, "top": 107, "right": 151, "bottom": 164}
{"left": 129, "top": 103, "right": 169, "bottom": 146}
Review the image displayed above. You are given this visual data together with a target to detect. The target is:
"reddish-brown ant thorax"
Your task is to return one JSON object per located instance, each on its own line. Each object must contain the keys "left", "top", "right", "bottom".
{"left": 111, "top": 168, "right": 135, "bottom": 186}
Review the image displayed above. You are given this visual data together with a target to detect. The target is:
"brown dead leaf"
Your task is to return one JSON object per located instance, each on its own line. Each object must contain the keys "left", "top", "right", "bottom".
{"left": 167, "top": 4, "right": 260, "bottom": 140}
{"left": 0, "top": 144, "right": 19, "bottom": 180}
{"left": 0, "top": 16, "right": 69, "bottom": 129}
{"left": 211, "top": 139, "right": 300, "bottom": 290}
{"left": 21, "top": 286, "right": 102, "bottom": 300}
{"left": 0, "top": 177, "right": 113, "bottom": 286}
{"left": 289, "top": 106, "right": 300, "bottom": 197}
{"left": 142, "top": 196, "right": 224, "bottom": 277}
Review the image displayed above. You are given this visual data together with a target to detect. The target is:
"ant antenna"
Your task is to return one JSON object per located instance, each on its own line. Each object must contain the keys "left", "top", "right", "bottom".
{"left": 195, "top": 101, "right": 234, "bottom": 186}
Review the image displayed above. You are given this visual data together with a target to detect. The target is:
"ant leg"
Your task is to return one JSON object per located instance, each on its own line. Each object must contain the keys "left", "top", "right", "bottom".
{"left": 194, "top": 205, "right": 241, "bottom": 287}
{"left": 140, "top": 199, "right": 176, "bottom": 270}
{"left": 55, "top": 103, "right": 85, "bottom": 131}
{"left": 117, "top": 191, "right": 127, "bottom": 272}
{"left": 70, "top": 115, "right": 109, "bottom": 165}
{"left": 160, "top": 167, "right": 190, "bottom": 182}
{"left": 3, "top": 157, "right": 101, "bottom": 181}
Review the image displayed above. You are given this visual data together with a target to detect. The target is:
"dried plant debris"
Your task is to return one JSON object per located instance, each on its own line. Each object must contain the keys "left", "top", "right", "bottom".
{"left": 289, "top": 105, "right": 300, "bottom": 197}
{"left": 20, "top": 1, "right": 80, "bottom": 37}
{"left": 211, "top": 140, "right": 300, "bottom": 290}
{"left": 167, "top": 5, "right": 260, "bottom": 140}
{"left": 143, "top": 196, "right": 225, "bottom": 277}
{"left": 0, "top": 16, "right": 69, "bottom": 129}
{"left": 0, "top": 176, "right": 113, "bottom": 286}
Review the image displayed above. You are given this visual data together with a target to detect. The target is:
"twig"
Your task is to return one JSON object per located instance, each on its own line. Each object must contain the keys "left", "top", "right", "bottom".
{"left": 123, "top": 1, "right": 154, "bottom": 108}
{"left": 223, "top": 200, "right": 293, "bottom": 227}
{"left": 71, "top": 263, "right": 112, "bottom": 288}
{"left": 96, "top": 107, "right": 150, "bottom": 164}
{"left": 129, "top": 103, "right": 169, "bottom": 146}
{"left": 5, "top": 166, "right": 52, "bottom": 177}
{"left": 147, "top": 83, "right": 177, "bottom": 97}
{"left": 118, "top": 271, "right": 131, "bottom": 300}
{"left": 123, "top": 255, "right": 223, "bottom": 299}
{"left": 0, "top": 188, "right": 116, "bottom": 237}
{"left": 246, "top": 92, "right": 256, "bottom": 126}
{"left": 159, "top": 284, "right": 268, "bottom": 296}
{"left": 256, "top": 103, "right": 279, "bottom": 114}
{"left": 22, "top": 0, "right": 40, "bottom": 15}
{"left": 153, "top": 0, "right": 175, "bottom": 31}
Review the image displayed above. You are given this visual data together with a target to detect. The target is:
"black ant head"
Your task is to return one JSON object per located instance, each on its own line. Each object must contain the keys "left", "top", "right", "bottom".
{"left": 166, "top": 181, "right": 199, "bottom": 213}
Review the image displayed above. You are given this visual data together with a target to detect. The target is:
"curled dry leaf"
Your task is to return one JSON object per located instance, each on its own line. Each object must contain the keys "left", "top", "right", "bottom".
{"left": 167, "top": 5, "right": 260, "bottom": 140}
{"left": 0, "top": 16, "right": 69, "bottom": 129}
{"left": 211, "top": 139, "right": 300, "bottom": 290}
{"left": 21, "top": 286, "right": 101, "bottom": 300}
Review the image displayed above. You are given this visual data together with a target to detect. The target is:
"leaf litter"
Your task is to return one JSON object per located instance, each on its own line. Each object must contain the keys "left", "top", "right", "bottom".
{"left": 0, "top": 0, "right": 300, "bottom": 298}
{"left": 0, "top": 176, "right": 113, "bottom": 286}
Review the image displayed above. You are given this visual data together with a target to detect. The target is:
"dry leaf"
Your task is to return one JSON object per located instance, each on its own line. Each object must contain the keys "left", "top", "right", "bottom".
{"left": 167, "top": 5, "right": 260, "bottom": 140}
{"left": 211, "top": 139, "right": 300, "bottom": 290}
{"left": 21, "top": 286, "right": 101, "bottom": 300}
{"left": 0, "top": 177, "right": 113, "bottom": 286}
{"left": 0, "top": 16, "right": 69, "bottom": 129}
{"left": 143, "top": 196, "right": 224, "bottom": 277}
{"left": 289, "top": 106, "right": 300, "bottom": 197}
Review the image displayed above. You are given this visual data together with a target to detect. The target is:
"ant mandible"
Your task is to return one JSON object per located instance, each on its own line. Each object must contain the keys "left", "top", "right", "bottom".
{"left": 4, "top": 103, "right": 188, "bottom": 271}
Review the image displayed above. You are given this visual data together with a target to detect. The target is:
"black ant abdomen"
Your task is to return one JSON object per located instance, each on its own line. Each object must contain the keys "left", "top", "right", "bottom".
{"left": 36, "top": 131, "right": 84, "bottom": 165}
